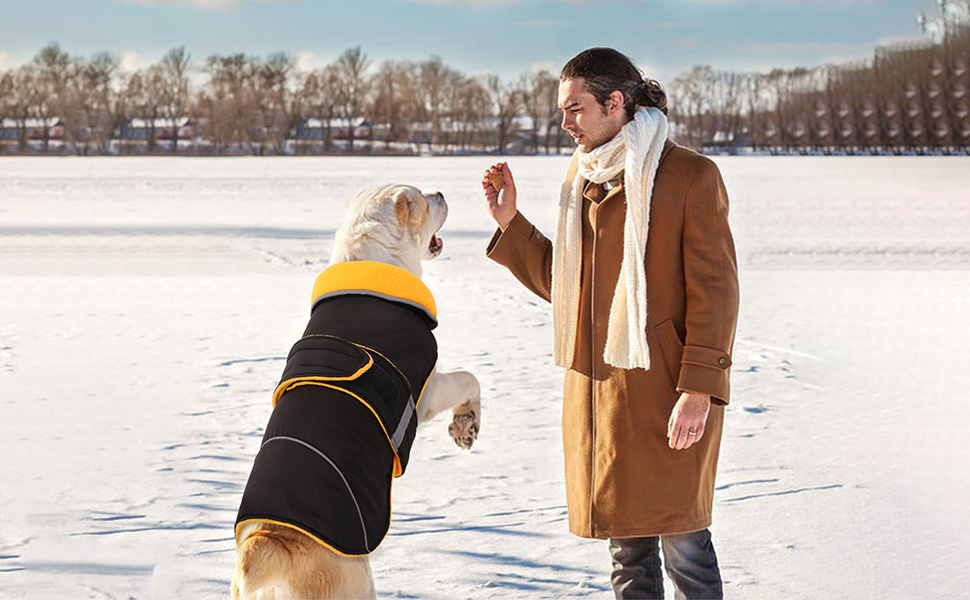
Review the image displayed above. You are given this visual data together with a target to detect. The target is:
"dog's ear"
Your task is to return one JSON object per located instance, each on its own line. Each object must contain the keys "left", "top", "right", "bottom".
{"left": 394, "top": 189, "right": 428, "bottom": 227}
{"left": 394, "top": 193, "right": 413, "bottom": 225}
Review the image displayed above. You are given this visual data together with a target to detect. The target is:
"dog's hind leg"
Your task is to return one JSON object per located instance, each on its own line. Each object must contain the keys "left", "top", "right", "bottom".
{"left": 417, "top": 369, "right": 481, "bottom": 449}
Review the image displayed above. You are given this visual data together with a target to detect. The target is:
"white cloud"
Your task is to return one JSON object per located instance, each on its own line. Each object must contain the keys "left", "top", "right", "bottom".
{"left": 119, "top": 50, "right": 143, "bottom": 72}
{"left": 114, "top": 0, "right": 298, "bottom": 13}
{"left": 512, "top": 19, "right": 570, "bottom": 26}
{"left": 674, "top": 35, "right": 700, "bottom": 48}
{"left": 527, "top": 60, "right": 559, "bottom": 75}
{"left": 873, "top": 33, "right": 930, "bottom": 48}
{"left": 637, "top": 62, "right": 667, "bottom": 83}
{"left": 407, "top": 0, "right": 519, "bottom": 6}
{"left": 0, "top": 52, "right": 37, "bottom": 71}
{"left": 408, "top": 0, "right": 809, "bottom": 5}
{"left": 647, "top": 19, "right": 716, "bottom": 29}
{"left": 739, "top": 41, "right": 874, "bottom": 52}
{"left": 407, "top": 0, "right": 718, "bottom": 6}
{"left": 295, "top": 50, "right": 336, "bottom": 72}
{"left": 666, "top": 0, "right": 879, "bottom": 3}
{"left": 525, "top": 57, "right": 667, "bottom": 84}
{"left": 295, "top": 51, "right": 315, "bottom": 72}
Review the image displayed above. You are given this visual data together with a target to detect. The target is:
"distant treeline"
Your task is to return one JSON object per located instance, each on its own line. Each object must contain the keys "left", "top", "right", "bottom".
{"left": 670, "top": 12, "right": 970, "bottom": 153}
{"left": 1, "top": 3, "right": 967, "bottom": 156}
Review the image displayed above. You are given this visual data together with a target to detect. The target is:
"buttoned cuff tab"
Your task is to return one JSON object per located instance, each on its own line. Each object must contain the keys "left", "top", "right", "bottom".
{"left": 681, "top": 345, "right": 731, "bottom": 370}
{"left": 676, "top": 345, "right": 731, "bottom": 406}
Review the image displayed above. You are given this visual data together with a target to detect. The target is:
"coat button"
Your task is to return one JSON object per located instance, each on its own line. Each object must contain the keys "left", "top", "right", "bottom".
{"left": 718, "top": 357, "right": 727, "bottom": 365}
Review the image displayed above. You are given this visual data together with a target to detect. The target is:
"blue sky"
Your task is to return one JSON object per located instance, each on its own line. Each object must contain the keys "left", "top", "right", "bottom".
{"left": 0, "top": 0, "right": 943, "bottom": 84}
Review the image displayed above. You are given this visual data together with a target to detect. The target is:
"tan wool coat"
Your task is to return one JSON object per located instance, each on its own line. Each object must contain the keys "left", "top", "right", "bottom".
{"left": 486, "top": 139, "right": 740, "bottom": 538}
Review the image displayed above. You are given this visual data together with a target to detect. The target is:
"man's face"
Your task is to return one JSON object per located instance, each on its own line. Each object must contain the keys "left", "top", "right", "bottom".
{"left": 558, "top": 77, "right": 625, "bottom": 152}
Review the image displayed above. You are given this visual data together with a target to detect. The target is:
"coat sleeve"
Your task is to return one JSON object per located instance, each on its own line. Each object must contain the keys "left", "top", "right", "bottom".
{"left": 484, "top": 210, "right": 553, "bottom": 303}
{"left": 676, "top": 159, "right": 740, "bottom": 406}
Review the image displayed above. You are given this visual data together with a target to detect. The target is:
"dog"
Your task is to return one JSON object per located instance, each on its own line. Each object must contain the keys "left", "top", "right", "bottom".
{"left": 231, "top": 184, "right": 482, "bottom": 599}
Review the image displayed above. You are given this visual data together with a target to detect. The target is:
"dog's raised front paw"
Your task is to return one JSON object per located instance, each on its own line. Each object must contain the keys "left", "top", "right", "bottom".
{"left": 448, "top": 411, "right": 478, "bottom": 450}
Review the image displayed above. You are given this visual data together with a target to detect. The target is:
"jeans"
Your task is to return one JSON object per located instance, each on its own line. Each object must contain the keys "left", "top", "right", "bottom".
{"left": 609, "top": 528, "right": 723, "bottom": 600}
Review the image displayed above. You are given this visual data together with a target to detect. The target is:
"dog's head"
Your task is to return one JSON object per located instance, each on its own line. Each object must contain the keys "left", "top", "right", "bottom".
{"left": 390, "top": 184, "right": 447, "bottom": 260}
{"left": 336, "top": 184, "right": 448, "bottom": 266}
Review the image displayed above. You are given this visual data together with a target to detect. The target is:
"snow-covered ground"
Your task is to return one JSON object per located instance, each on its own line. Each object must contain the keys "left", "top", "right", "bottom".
{"left": 1, "top": 156, "right": 968, "bottom": 599}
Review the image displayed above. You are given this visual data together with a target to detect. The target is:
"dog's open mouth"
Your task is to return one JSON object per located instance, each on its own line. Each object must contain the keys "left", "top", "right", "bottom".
{"left": 429, "top": 233, "right": 443, "bottom": 256}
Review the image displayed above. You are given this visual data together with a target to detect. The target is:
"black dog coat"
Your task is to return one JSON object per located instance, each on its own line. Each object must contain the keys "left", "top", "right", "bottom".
{"left": 235, "top": 260, "right": 438, "bottom": 556}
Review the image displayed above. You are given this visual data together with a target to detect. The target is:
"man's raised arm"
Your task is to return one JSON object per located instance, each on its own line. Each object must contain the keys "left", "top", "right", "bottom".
{"left": 482, "top": 162, "right": 554, "bottom": 302}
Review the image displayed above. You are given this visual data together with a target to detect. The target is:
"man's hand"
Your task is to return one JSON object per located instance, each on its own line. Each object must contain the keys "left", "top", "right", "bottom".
{"left": 667, "top": 390, "right": 711, "bottom": 450}
{"left": 482, "top": 162, "right": 517, "bottom": 231}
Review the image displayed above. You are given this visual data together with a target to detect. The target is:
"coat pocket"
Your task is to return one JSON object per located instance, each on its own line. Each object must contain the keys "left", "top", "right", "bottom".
{"left": 652, "top": 319, "right": 685, "bottom": 387}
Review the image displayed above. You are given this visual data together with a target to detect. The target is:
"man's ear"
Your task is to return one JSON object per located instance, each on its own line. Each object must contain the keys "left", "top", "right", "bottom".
{"left": 609, "top": 90, "right": 625, "bottom": 116}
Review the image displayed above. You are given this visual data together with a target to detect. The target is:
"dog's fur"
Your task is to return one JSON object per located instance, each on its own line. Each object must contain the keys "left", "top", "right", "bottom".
{"left": 232, "top": 184, "right": 482, "bottom": 599}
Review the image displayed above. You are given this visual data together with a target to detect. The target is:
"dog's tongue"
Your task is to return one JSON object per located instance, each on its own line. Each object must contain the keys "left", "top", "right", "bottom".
{"left": 433, "top": 234, "right": 443, "bottom": 249}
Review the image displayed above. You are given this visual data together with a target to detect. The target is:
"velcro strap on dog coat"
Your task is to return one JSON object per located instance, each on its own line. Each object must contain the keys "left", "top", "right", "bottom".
{"left": 272, "top": 336, "right": 374, "bottom": 407}
{"left": 272, "top": 335, "right": 417, "bottom": 477}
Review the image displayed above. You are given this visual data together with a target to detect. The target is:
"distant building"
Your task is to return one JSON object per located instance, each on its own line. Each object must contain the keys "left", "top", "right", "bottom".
{"left": 113, "top": 117, "right": 194, "bottom": 152}
{"left": 295, "top": 118, "right": 372, "bottom": 141}
{"left": 119, "top": 117, "right": 193, "bottom": 142}
{"left": 0, "top": 118, "right": 64, "bottom": 149}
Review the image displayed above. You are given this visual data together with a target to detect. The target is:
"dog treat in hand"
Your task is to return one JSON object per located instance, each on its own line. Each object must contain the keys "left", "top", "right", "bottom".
{"left": 488, "top": 171, "right": 505, "bottom": 192}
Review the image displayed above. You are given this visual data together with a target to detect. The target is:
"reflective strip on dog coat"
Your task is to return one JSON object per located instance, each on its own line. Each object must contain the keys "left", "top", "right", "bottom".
{"left": 235, "top": 260, "right": 438, "bottom": 556}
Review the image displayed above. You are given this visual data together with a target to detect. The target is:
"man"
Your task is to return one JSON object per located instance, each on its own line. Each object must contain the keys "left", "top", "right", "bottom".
{"left": 481, "top": 48, "right": 739, "bottom": 599}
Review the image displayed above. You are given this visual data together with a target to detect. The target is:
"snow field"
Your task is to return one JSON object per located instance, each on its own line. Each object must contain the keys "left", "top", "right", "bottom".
{"left": 1, "top": 155, "right": 968, "bottom": 598}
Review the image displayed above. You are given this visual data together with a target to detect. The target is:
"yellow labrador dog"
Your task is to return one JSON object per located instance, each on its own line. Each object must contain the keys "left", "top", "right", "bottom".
{"left": 232, "top": 184, "right": 481, "bottom": 599}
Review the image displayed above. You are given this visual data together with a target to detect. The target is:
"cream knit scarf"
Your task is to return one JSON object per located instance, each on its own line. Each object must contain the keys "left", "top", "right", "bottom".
{"left": 552, "top": 106, "right": 668, "bottom": 370}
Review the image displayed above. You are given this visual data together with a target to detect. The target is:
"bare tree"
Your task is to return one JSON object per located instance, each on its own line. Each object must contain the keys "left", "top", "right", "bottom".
{"left": 250, "top": 52, "right": 295, "bottom": 154}
{"left": 395, "top": 62, "right": 425, "bottom": 151}
{"left": 0, "top": 70, "right": 15, "bottom": 154}
{"left": 417, "top": 56, "right": 461, "bottom": 153}
{"left": 918, "top": 0, "right": 970, "bottom": 41}
{"left": 369, "top": 60, "right": 418, "bottom": 151}
{"left": 297, "top": 64, "right": 340, "bottom": 152}
{"left": 540, "top": 71, "right": 566, "bottom": 154}
{"left": 126, "top": 65, "right": 169, "bottom": 152}
{"left": 61, "top": 52, "right": 118, "bottom": 155}
{"left": 481, "top": 73, "right": 519, "bottom": 154}
{"left": 1, "top": 66, "right": 42, "bottom": 153}
{"left": 88, "top": 52, "right": 119, "bottom": 153}
{"left": 31, "top": 42, "right": 71, "bottom": 152}
{"left": 200, "top": 53, "right": 250, "bottom": 153}
{"left": 446, "top": 75, "right": 489, "bottom": 152}
{"left": 518, "top": 70, "right": 557, "bottom": 154}
{"left": 291, "top": 70, "right": 317, "bottom": 153}
{"left": 160, "top": 46, "right": 191, "bottom": 153}
{"left": 334, "top": 46, "right": 371, "bottom": 153}
{"left": 669, "top": 65, "right": 713, "bottom": 149}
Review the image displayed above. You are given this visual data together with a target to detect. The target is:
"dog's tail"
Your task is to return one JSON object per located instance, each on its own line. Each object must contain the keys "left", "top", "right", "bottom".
{"left": 232, "top": 526, "right": 295, "bottom": 599}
